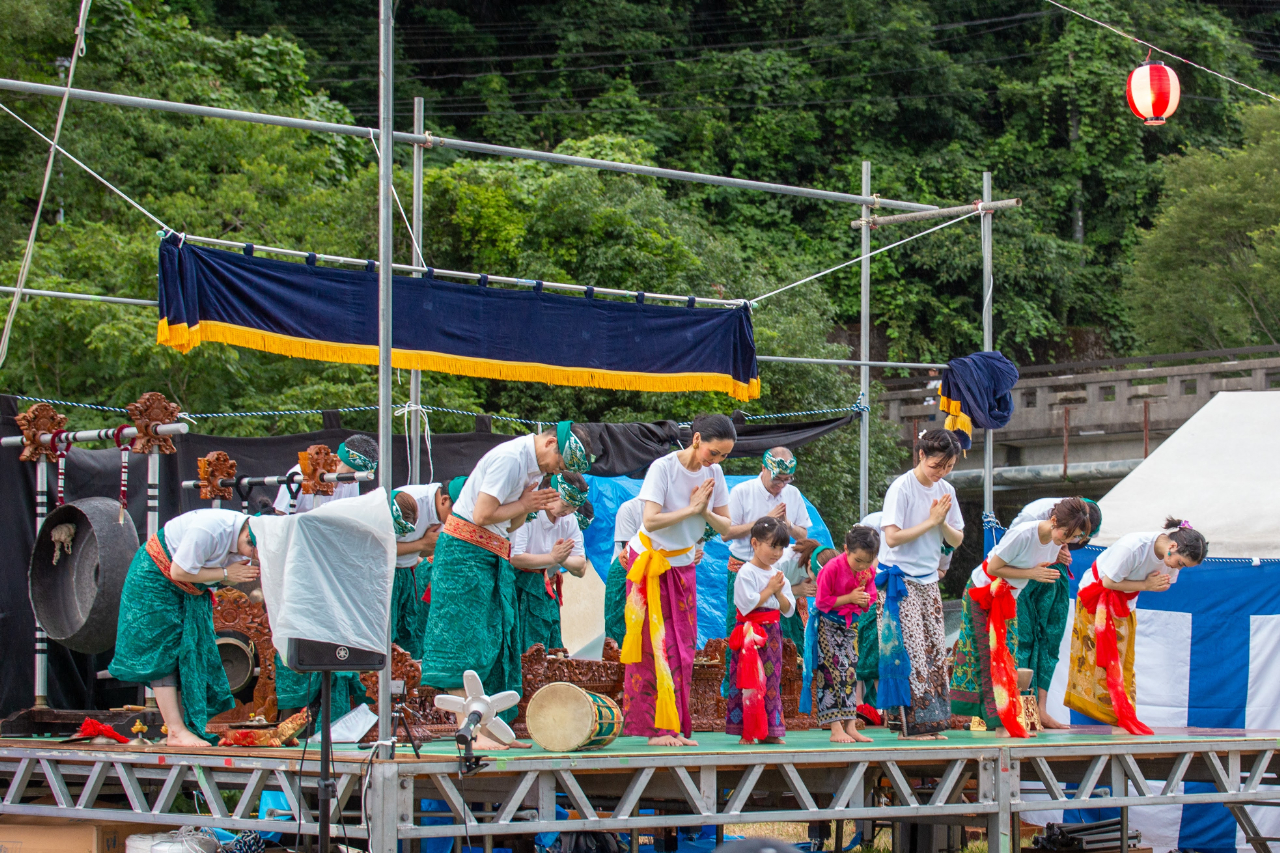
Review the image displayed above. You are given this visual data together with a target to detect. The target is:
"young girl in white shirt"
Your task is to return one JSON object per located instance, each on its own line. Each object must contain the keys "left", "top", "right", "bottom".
{"left": 726, "top": 517, "right": 795, "bottom": 744}
{"left": 1065, "top": 517, "right": 1207, "bottom": 735}
{"left": 878, "top": 429, "right": 966, "bottom": 739}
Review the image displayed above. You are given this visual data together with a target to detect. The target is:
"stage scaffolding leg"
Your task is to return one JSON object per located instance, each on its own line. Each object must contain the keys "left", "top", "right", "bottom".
{"left": 33, "top": 460, "right": 48, "bottom": 708}
{"left": 145, "top": 449, "right": 160, "bottom": 708}
{"left": 375, "top": 0, "right": 395, "bottom": 759}
{"left": 859, "top": 161, "right": 871, "bottom": 520}
{"left": 981, "top": 172, "right": 994, "bottom": 518}
{"left": 410, "top": 96, "right": 424, "bottom": 486}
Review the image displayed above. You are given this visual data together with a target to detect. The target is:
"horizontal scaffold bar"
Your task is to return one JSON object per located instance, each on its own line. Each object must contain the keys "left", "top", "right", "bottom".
{"left": 759, "top": 355, "right": 949, "bottom": 369}
{"left": 0, "top": 78, "right": 937, "bottom": 213}
{"left": 180, "top": 470, "right": 375, "bottom": 489}
{"left": 0, "top": 284, "right": 158, "bottom": 307}
{"left": 855, "top": 198, "right": 1022, "bottom": 228}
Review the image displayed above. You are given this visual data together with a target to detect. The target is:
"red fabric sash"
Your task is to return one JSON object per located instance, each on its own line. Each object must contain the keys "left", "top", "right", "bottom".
{"left": 1077, "top": 564, "right": 1151, "bottom": 735}
{"left": 419, "top": 555, "right": 433, "bottom": 604}
{"left": 147, "top": 534, "right": 205, "bottom": 597}
{"left": 443, "top": 514, "right": 512, "bottom": 560}
{"left": 544, "top": 569, "right": 564, "bottom": 605}
{"left": 728, "top": 608, "right": 782, "bottom": 741}
{"left": 968, "top": 560, "right": 1028, "bottom": 737}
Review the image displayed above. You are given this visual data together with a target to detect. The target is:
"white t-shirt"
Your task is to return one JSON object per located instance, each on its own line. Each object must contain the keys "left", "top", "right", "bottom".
{"left": 726, "top": 475, "right": 813, "bottom": 561}
{"left": 628, "top": 452, "right": 728, "bottom": 567}
{"left": 1010, "top": 497, "right": 1062, "bottom": 529}
{"left": 880, "top": 471, "right": 964, "bottom": 583}
{"left": 511, "top": 510, "right": 585, "bottom": 570}
{"left": 613, "top": 497, "right": 645, "bottom": 559}
{"left": 858, "top": 511, "right": 892, "bottom": 565}
{"left": 163, "top": 509, "right": 249, "bottom": 575}
{"left": 452, "top": 434, "right": 542, "bottom": 537}
{"left": 733, "top": 561, "right": 796, "bottom": 617}
{"left": 972, "top": 520, "right": 1061, "bottom": 599}
{"left": 395, "top": 483, "right": 442, "bottom": 568}
{"left": 1081, "top": 532, "right": 1179, "bottom": 598}
{"left": 272, "top": 463, "right": 361, "bottom": 514}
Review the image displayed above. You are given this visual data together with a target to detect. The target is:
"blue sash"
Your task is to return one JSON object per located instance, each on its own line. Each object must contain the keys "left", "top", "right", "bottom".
{"left": 876, "top": 564, "right": 913, "bottom": 709}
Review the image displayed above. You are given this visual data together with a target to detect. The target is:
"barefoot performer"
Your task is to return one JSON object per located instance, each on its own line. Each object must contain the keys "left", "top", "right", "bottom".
{"left": 951, "top": 499, "right": 1092, "bottom": 737}
{"left": 421, "top": 421, "right": 595, "bottom": 747}
{"left": 511, "top": 472, "right": 591, "bottom": 654}
{"left": 109, "top": 509, "right": 260, "bottom": 746}
{"left": 878, "top": 429, "right": 966, "bottom": 740}
{"left": 726, "top": 517, "right": 795, "bottom": 744}
{"left": 622, "top": 413, "right": 735, "bottom": 747}
{"left": 1008, "top": 497, "right": 1102, "bottom": 729}
{"left": 1065, "top": 518, "right": 1206, "bottom": 735}
{"left": 804, "top": 526, "right": 879, "bottom": 743}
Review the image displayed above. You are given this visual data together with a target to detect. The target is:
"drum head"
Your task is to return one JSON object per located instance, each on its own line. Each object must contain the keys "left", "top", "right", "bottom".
{"left": 526, "top": 682, "right": 597, "bottom": 753}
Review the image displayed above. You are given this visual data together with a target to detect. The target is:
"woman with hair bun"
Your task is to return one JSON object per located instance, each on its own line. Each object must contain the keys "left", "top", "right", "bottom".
{"left": 1064, "top": 517, "right": 1207, "bottom": 735}
{"left": 877, "top": 428, "right": 966, "bottom": 739}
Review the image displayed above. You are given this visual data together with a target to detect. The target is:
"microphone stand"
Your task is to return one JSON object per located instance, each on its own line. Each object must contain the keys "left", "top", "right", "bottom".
{"left": 318, "top": 670, "right": 335, "bottom": 853}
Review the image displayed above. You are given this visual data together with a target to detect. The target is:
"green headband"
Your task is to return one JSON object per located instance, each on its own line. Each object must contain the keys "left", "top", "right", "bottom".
{"left": 551, "top": 474, "right": 588, "bottom": 508}
{"left": 389, "top": 490, "right": 415, "bottom": 536}
{"left": 338, "top": 441, "right": 376, "bottom": 472}
{"left": 575, "top": 510, "right": 592, "bottom": 532}
{"left": 446, "top": 476, "right": 467, "bottom": 504}
{"left": 763, "top": 449, "right": 796, "bottom": 478}
{"left": 556, "top": 421, "right": 592, "bottom": 474}
{"left": 1083, "top": 498, "right": 1102, "bottom": 537}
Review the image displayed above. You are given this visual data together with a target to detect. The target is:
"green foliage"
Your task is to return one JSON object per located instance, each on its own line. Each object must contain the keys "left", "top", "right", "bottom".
{"left": 1127, "top": 104, "right": 1280, "bottom": 352}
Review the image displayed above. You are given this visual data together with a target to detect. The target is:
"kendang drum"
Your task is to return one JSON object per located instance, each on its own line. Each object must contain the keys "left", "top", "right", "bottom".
{"left": 525, "top": 682, "right": 621, "bottom": 752}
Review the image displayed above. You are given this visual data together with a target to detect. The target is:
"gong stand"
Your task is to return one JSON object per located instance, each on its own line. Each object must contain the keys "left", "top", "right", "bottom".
{"left": 181, "top": 445, "right": 374, "bottom": 513}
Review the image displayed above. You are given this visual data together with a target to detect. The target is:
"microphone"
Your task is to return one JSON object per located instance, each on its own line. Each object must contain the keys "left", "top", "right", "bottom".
{"left": 433, "top": 670, "right": 520, "bottom": 747}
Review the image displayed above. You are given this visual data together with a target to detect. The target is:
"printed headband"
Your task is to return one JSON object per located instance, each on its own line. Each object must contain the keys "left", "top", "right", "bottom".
{"left": 556, "top": 421, "right": 592, "bottom": 474}
{"left": 551, "top": 474, "right": 589, "bottom": 508}
{"left": 389, "top": 490, "right": 415, "bottom": 536}
{"left": 762, "top": 448, "right": 797, "bottom": 478}
{"left": 337, "top": 441, "right": 377, "bottom": 472}
{"left": 575, "top": 510, "right": 593, "bottom": 531}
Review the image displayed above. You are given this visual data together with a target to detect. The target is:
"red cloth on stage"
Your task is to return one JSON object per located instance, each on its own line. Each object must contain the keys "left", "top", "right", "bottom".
{"left": 728, "top": 608, "right": 782, "bottom": 742}
{"left": 1078, "top": 564, "right": 1152, "bottom": 736}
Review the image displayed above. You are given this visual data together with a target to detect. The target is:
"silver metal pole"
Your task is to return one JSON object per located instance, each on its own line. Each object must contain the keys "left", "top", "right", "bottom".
{"left": 33, "top": 461, "right": 48, "bottom": 708}
{"left": 376, "top": 0, "right": 395, "bottom": 757}
{"left": 758, "top": 355, "right": 948, "bottom": 370}
{"left": 859, "top": 161, "right": 871, "bottom": 520}
{"left": 0, "top": 78, "right": 937, "bottom": 212}
{"left": 410, "top": 97, "right": 424, "bottom": 486}
{"left": 981, "top": 172, "right": 994, "bottom": 517}
{"left": 0, "top": 285, "right": 157, "bottom": 306}
{"left": 859, "top": 198, "right": 1021, "bottom": 228}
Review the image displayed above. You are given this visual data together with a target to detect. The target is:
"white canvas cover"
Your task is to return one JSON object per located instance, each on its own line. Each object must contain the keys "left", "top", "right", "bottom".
{"left": 1093, "top": 391, "right": 1280, "bottom": 558}
{"left": 251, "top": 488, "right": 396, "bottom": 658}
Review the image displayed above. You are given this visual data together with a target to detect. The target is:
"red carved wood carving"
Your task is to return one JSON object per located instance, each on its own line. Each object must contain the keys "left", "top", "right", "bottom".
{"left": 299, "top": 444, "right": 338, "bottom": 496}
{"left": 14, "top": 403, "right": 66, "bottom": 464}
{"left": 126, "top": 392, "right": 180, "bottom": 454}
{"left": 209, "top": 588, "right": 278, "bottom": 726}
{"left": 197, "top": 451, "right": 236, "bottom": 501}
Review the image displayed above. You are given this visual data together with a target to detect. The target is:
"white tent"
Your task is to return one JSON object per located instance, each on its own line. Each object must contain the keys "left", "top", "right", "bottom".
{"left": 1091, "top": 390, "right": 1280, "bottom": 558}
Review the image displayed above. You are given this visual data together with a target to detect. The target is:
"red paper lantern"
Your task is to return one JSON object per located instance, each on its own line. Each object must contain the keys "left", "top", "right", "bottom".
{"left": 1127, "top": 60, "right": 1180, "bottom": 126}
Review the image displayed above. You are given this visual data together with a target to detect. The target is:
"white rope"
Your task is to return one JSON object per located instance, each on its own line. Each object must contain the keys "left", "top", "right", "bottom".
{"left": 394, "top": 401, "right": 435, "bottom": 484}
{"left": 0, "top": 99, "right": 170, "bottom": 231}
{"left": 369, "top": 132, "right": 426, "bottom": 268}
{"left": 752, "top": 210, "right": 979, "bottom": 303}
{"left": 0, "top": 0, "right": 94, "bottom": 371}
{"left": 1043, "top": 0, "right": 1280, "bottom": 103}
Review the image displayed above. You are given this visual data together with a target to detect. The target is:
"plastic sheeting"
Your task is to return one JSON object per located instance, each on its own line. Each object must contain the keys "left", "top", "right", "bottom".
{"left": 252, "top": 488, "right": 396, "bottom": 658}
{"left": 584, "top": 473, "right": 836, "bottom": 648}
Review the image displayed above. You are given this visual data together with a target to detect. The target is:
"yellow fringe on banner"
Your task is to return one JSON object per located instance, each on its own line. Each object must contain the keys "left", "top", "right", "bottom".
{"left": 157, "top": 319, "right": 761, "bottom": 401}
{"left": 621, "top": 532, "right": 693, "bottom": 733}
{"left": 939, "top": 394, "right": 973, "bottom": 442}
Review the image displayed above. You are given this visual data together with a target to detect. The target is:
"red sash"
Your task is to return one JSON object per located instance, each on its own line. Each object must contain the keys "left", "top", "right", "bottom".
{"left": 443, "top": 514, "right": 512, "bottom": 560}
{"left": 419, "top": 555, "right": 433, "bottom": 604}
{"left": 147, "top": 535, "right": 205, "bottom": 597}
{"left": 545, "top": 570, "right": 564, "bottom": 605}
{"left": 967, "top": 560, "right": 1027, "bottom": 737}
{"left": 728, "top": 608, "right": 782, "bottom": 741}
{"left": 1077, "top": 564, "right": 1151, "bottom": 735}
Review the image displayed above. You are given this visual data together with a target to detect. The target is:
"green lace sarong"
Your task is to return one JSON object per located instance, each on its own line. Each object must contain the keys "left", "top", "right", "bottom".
{"left": 420, "top": 531, "right": 521, "bottom": 722}
{"left": 515, "top": 569, "right": 562, "bottom": 654}
{"left": 389, "top": 562, "right": 430, "bottom": 659}
{"left": 604, "top": 554, "right": 628, "bottom": 645}
{"left": 272, "top": 651, "right": 372, "bottom": 712}
{"left": 950, "top": 579, "right": 1018, "bottom": 728}
{"left": 107, "top": 531, "right": 233, "bottom": 741}
{"left": 855, "top": 607, "right": 879, "bottom": 706}
{"left": 1016, "top": 562, "right": 1070, "bottom": 693}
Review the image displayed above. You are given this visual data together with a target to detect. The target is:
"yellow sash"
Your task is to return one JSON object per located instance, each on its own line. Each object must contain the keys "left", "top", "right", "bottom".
{"left": 621, "top": 531, "right": 693, "bottom": 732}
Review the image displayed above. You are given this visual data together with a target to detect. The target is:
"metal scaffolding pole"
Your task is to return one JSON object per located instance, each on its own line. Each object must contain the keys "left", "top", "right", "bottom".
{"left": 410, "top": 96, "right": 424, "bottom": 486}
{"left": 859, "top": 161, "right": 871, "bottom": 520}
{"left": 0, "top": 78, "right": 937, "bottom": 213}
{"left": 757, "top": 355, "right": 948, "bottom": 370}
{"left": 375, "top": 0, "right": 395, "bottom": 760}
{"left": 981, "top": 172, "right": 995, "bottom": 517}
{"left": 861, "top": 198, "right": 1021, "bottom": 227}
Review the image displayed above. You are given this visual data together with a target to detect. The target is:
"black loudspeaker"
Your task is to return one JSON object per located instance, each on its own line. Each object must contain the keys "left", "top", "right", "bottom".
{"left": 285, "top": 638, "right": 385, "bottom": 672}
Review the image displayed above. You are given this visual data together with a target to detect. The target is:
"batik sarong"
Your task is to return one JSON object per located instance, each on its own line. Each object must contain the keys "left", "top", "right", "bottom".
{"left": 724, "top": 556, "right": 803, "bottom": 693}
{"left": 950, "top": 578, "right": 1023, "bottom": 731}
{"left": 1016, "top": 562, "right": 1070, "bottom": 693}
{"left": 604, "top": 554, "right": 628, "bottom": 645}
{"left": 108, "top": 531, "right": 233, "bottom": 740}
{"left": 812, "top": 611, "right": 860, "bottom": 725}
{"left": 1064, "top": 567, "right": 1149, "bottom": 734}
{"left": 515, "top": 569, "right": 563, "bottom": 654}
{"left": 622, "top": 545, "right": 698, "bottom": 738}
{"left": 389, "top": 561, "right": 430, "bottom": 660}
{"left": 876, "top": 569, "right": 951, "bottom": 735}
{"left": 726, "top": 611, "right": 785, "bottom": 739}
{"left": 272, "top": 653, "right": 371, "bottom": 712}
{"left": 856, "top": 607, "right": 879, "bottom": 706}
{"left": 420, "top": 524, "right": 521, "bottom": 722}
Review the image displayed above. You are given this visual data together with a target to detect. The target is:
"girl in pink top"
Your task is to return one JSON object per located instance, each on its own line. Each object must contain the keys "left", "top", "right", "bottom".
{"left": 809, "top": 526, "right": 880, "bottom": 743}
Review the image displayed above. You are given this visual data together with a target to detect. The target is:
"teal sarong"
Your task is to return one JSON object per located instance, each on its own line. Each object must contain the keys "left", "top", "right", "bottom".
{"left": 515, "top": 569, "right": 562, "bottom": 654}
{"left": 950, "top": 578, "right": 1018, "bottom": 728}
{"left": 389, "top": 562, "right": 430, "bottom": 659}
{"left": 855, "top": 607, "right": 879, "bottom": 706}
{"left": 108, "top": 531, "right": 233, "bottom": 741}
{"left": 272, "top": 652, "right": 371, "bottom": 712}
{"left": 1016, "top": 562, "right": 1070, "bottom": 693}
{"left": 604, "top": 554, "right": 628, "bottom": 645}
{"left": 420, "top": 531, "right": 521, "bottom": 722}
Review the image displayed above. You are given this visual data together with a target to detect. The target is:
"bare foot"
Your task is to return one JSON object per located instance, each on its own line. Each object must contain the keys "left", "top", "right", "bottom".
{"left": 738, "top": 737, "right": 756, "bottom": 745}
{"left": 929, "top": 733, "right": 948, "bottom": 740}
{"left": 850, "top": 729, "right": 873, "bottom": 743}
{"left": 761, "top": 736, "right": 785, "bottom": 744}
{"left": 898, "top": 733, "right": 934, "bottom": 741}
{"left": 649, "top": 735, "right": 683, "bottom": 746}
{"left": 163, "top": 730, "right": 209, "bottom": 748}
{"left": 830, "top": 722, "right": 857, "bottom": 744}
{"left": 1110, "top": 726, "right": 1130, "bottom": 735}
{"left": 473, "top": 732, "right": 531, "bottom": 750}
{"left": 1039, "top": 707, "right": 1070, "bottom": 729}
{"left": 677, "top": 735, "right": 699, "bottom": 746}
{"left": 994, "top": 727, "right": 1011, "bottom": 739}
